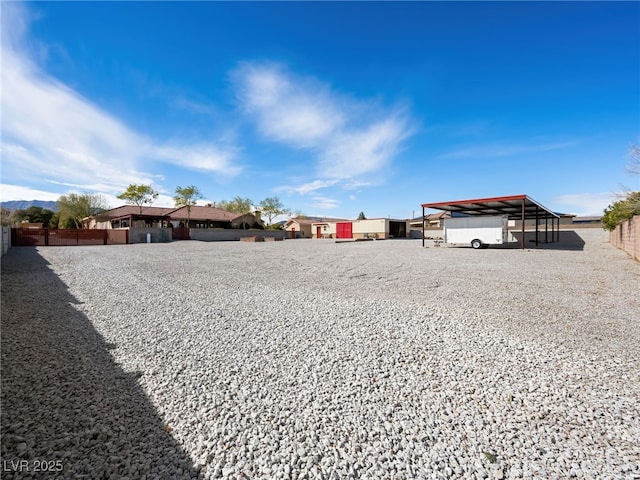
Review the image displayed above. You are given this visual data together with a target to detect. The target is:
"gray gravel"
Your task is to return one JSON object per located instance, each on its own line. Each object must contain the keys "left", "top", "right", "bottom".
{"left": 2, "top": 228, "right": 639, "bottom": 479}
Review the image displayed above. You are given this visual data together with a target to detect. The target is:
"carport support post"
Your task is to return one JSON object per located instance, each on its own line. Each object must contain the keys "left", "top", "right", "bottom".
{"left": 545, "top": 213, "right": 548, "bottom": 244}
{"left": 521, "top": 199, "right": 525, "bottom": 250}
{"left": 422, "top": 205, "right": 425, "bottom": 248}
{"left": 535, "top": 205, "right": 539, "bottom": 246}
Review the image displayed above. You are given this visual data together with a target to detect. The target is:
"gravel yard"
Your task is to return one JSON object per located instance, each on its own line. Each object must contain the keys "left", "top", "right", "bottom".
{"left": 2, "top": 228, "right": 639, "bottom": 479}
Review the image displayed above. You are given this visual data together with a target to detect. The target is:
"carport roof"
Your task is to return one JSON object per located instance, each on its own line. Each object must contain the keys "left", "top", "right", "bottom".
{"left": 421, "top": 194, "right": 559, "bottom": 220}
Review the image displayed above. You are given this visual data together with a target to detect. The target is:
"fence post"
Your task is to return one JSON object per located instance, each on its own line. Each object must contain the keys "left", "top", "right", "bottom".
{"left": 45, "top": 228, "right": 49, "bottom": 246}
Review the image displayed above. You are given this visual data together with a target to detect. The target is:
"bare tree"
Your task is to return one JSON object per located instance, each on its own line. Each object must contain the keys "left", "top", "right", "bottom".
{"left": 627, "top": 143, "right": 640, "bottom": 175}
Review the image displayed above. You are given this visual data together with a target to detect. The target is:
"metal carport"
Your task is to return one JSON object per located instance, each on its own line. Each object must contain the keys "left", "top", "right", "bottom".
{"left": 421, "top": 194, "right": 560, "bottom": 250}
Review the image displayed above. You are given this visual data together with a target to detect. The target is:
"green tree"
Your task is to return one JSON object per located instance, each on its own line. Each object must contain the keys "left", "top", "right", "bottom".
{"left": 49, "top": 211, "right": 61, "bottom": 229}
{"left": 602, "top": 191, "right": 640, "bottom": 231}
{"left": 259, "top": 196, "right": 290, "bottom": 228}
{"left": 117, "top": 184, "right": 159, "bottom": 214}
{"left": 357, "top": 211, "right": 367, "bottom": 220}
{"left": 217, "top": 196, "right": 254, "bottom": 214}
{"left": 174, "top": 185, "right": 203, "bottom": 227}
{"left": 57, "top": 193, "right": 109, "bottom": 229}
{"left": 14, "top": 206, "right": 55, "bottom": 227}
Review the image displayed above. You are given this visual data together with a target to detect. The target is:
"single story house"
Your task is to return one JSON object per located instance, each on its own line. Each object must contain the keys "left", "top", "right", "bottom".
{"left": 311, "top": 218, "right": 410, "bottom": 239}
{"left": 284, "top": 217, "right": 350, "bottom": 238}
{"left": 409, "top": 212, "right": 451, "bottom": 229}
{"left": 283, "top": 218, "right": 315, "bottom": 238}
{"left": 572, "top": 216, "right": 602, "bottom": 224}
{"left": 168, "top": 205, "right": 263, "bottom": 229}
{"left": 84, "top": 205, "right": 264, "bottom": 230}
{"left": 83, "top": 206, "right": 175, "bottom": 229}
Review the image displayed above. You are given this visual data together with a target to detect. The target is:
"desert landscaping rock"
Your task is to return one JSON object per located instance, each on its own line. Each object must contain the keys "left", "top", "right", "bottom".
{"left": 1, "top": 229, "right": 638, "bottom": 479}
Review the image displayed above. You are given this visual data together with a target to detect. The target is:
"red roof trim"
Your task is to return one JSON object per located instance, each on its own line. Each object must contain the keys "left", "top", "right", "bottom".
{"left": 422, "top": 194, "right": 527, "bottom": 208}
{"left": 420, "top": 194, "right": 559, "bottom": 219}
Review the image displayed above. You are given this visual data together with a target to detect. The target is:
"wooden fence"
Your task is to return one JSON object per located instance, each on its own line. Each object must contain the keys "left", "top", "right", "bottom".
{"left": 11, "top": 228, "right": 128, "bottom": 246}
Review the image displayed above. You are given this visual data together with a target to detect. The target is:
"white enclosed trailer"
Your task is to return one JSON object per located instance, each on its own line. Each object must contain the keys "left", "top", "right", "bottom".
{"left": 442, "top": 215, "right": 509, "bottom": 249}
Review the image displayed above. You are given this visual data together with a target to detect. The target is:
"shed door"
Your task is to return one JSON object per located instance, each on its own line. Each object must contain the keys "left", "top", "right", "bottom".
{"left": 336, "top": 222, "right": 353, "bottom": 239}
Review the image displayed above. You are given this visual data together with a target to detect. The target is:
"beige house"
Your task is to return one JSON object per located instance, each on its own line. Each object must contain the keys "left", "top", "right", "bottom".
{"left": 283, "top": 218, "right": 315, "bottom": 238}
{"left": 311, "top": 218, "right": 409, "bottom": 239}
{"left": 285, "top": 217, "right": 349, "bottom": 238}
{"left": 311, "top": 221, "right": 336, "bottom": 239}
{"left": 409, "top": 212, "right": 451, "bottom": 230}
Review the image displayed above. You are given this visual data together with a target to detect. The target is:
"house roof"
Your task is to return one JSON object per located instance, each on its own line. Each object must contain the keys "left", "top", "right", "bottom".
{"left": 286, "top": 217, "right": 350, "bottom": 226}
{"left": 167, "top": 205, "right": 239, "bottom": 222}
{"left": 427, "top": 211, "right": 451, "bottom": 220}
{"left": 285, "top": 218, "right": 316, "bottom": 226}
{"left": 422, "top": 194, "right": 559, "bottom": 220}
{"left": 409, "top": 211, "right": 450, "bottom": 224}
{"left": 95, "top": 204, "right": 254, "bottom": 223}
{"left": 573, "top": 215, "right": 602, "bottom": 222}
{"left": 351, "top": 217, "right": 410, "bottom": 222}
{"left": 99, "top": 205, "right": 176, "bottom": 218}
{"left": 166, "top": 205, "right": 261, "bottom": 223}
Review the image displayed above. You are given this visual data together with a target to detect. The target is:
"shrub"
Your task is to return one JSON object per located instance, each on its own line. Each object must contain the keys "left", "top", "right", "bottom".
{"left": 602, "top": 191, "right": 640, "bottom": 231}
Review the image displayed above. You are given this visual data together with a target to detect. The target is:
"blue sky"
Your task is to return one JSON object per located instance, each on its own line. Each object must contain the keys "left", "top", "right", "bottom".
{"left": 1, "top": 1, "right": 638, "bottom": 218}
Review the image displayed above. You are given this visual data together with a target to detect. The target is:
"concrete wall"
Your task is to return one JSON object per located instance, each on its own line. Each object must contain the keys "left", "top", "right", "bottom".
{"left": 190, "top": 229, "right": 287, "bottom": 242}
{"left": 129, "top": 228, "right": 173, "bottom": 244}
{"left": 610, "top": 215, "right": 639, "bottom": 262}
{"left": 1, "top": 226, "right": 11, "bottom": 255}
{"left": 409, "top": 227, "right": 444, "bottom": 239}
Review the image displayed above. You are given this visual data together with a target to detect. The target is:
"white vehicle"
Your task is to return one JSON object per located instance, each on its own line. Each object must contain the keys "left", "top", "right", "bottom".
{"left": 442, "top": 215, "right": 509, "bottom": 249}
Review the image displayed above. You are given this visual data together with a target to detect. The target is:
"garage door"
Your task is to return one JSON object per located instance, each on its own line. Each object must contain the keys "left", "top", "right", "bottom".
{"left": 336, "top": 222, "right": 353, "bottom": 239}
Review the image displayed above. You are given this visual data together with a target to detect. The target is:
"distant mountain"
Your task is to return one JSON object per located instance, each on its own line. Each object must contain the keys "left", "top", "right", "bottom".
{"left": 1, "top": 200, "right": 58, "bottom": 211}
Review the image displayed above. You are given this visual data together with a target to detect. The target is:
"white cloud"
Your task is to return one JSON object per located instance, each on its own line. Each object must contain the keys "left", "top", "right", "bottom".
{"left": 554, "top": 192, "right": 616, "bottom": 216}
{"left": 152, "top": 145, "right": 241, "bottom": 175}
{"left": 234, "top": 63, "right": 344, "bottom": 149}
{"left": 441, "top": 140, "right": 578, "bottom": 159}
{"left": 0, "top": 3, "right": 240, "bottom": 200}
{"left": 320, "top": 116, "right": 410, "bottom": 178}
{"left": 311, "top": 196, "right": 341, "bottom": 210}
{"left": 0, "top": 184, "right": 62, "bottom": 202}
{"left": 233, "top": 62, "right": 412, "bottom": 191}
{"left": 171, "top": 96, "right": 216, "bottom": 115}
{"left": 278, "top": 179, "right": 340, "bottom": 195}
